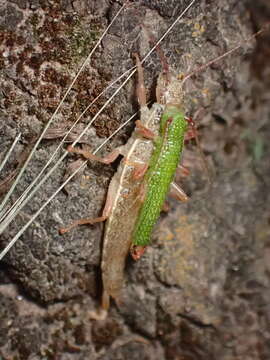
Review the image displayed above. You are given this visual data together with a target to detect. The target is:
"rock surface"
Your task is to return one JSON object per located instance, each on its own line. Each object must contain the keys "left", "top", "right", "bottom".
{"left": 0, "top": 0, "right": 269, "bottom": 358}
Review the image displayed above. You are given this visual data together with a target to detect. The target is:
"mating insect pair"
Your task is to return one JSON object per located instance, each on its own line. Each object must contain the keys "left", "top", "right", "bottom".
{"left": 0, "top": 0, "right": 268, "bottom": 313}
{"left": 0, "top": 1, "right": 201, "bottom": 313}
{"left": 58, "top": 20, "right": 268, "bottom": 311}
{"left": 59, "top": 49, "right": 196, "bottom": 309}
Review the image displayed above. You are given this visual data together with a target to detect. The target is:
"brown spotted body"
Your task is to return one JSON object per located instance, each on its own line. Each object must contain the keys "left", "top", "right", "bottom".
{"left": 59, "top": 61, "right": 187, "bottom": 312}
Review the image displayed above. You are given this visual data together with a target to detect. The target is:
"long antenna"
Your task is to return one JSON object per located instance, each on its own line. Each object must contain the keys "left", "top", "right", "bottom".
{"left": 182, "top": 23, "right": 270, "bottom": 84}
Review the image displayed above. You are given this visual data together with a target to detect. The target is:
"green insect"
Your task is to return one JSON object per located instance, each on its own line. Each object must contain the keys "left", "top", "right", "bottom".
{"left": 130, "top": 104, "right": 188, "bottom": 260}
{"left": 129, "top": 20, "right": 268, "bottom": 261}
{"left": 129, "top": 52, "right": 195, "bottom": 261}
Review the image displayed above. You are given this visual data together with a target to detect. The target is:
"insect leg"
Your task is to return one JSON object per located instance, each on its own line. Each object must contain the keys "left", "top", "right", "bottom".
{"left": 177, "top": 164, "right": 190, "bottom": 177}
{"left": 169, "top": 182, "right": 189, "bottom": 202}
{"left": 130, "top": 245, "right": 147, "bottom": 261}
{"left": 132, "top": 163, "right": 149, "bottom": 180}
{"left": 66, "top": 144, "right": 125, "bottom": 164}
{"left": 59, "top": 173, "right": 119, "bottom": 234}
{"left": 101, "top": 290, "right": 110, "bottom": 311}
{"left": 185, "top": 116, "right": 212, "bottom": 181}
{"left": 134, "top": 53, "right": 146, "bottom": 106}
{"left": 135, "top": 120, "right": 155, "bottom": 139}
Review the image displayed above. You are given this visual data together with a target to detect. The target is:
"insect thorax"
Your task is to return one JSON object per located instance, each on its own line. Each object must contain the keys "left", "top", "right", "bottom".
{"left": 157, "top": 72, "right": 184, "bottom": 107}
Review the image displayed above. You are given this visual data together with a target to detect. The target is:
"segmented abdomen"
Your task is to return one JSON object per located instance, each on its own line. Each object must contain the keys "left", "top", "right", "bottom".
{"left": 132, "top": 104, "right": 187, "bottom": 247}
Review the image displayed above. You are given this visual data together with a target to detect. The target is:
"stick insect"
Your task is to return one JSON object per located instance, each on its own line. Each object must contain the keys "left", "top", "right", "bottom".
{"left": 0, "top": 1, "right": 266, "bottom": 310}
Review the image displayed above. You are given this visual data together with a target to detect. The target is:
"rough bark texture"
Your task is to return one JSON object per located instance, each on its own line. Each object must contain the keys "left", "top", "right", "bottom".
{"left": 0, "top": 0, "right": 269, "bottom": 359}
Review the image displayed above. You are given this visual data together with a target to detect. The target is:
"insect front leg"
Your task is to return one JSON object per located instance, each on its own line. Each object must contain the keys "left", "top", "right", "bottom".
{"left": 169, "top": 182, "right": 189, "bottom": 202}
{"left": 177, "top": 164, "right": 190, "bottom": 177}
{"left": 133, "top": 53, "right": 159, "bottom": 138}
{"left": 59, "top": 147, "right": 126, "bottom": 234}
{"left": 184, "top": 115, "right": 212, "bottom": 181}
{"left": 135, "top": 120, "right": 155, "bottom": 139}
{"left": 130, "top": 245, "right": 147, "bottom": 261}
{"left": 59, "top": 179, "right": 116, "bottom": 234}
{"left": 66, "top": 144, "right": 125, "bottom": 164}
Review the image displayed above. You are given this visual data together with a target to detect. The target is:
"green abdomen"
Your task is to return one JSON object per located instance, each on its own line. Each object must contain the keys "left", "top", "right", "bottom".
{"left": 132, "top": 105, "right": 187, "bottom": 247}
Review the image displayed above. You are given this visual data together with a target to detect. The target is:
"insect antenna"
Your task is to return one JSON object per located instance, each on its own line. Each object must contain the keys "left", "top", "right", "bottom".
{"left": 185, "top": 113, "right": 212, "bottom": 184}
{"left": 182, "top": 22, "right": 270, "bottom": 85}
{"left": 180, "top": 21, "right": 270, "bottom": 184}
